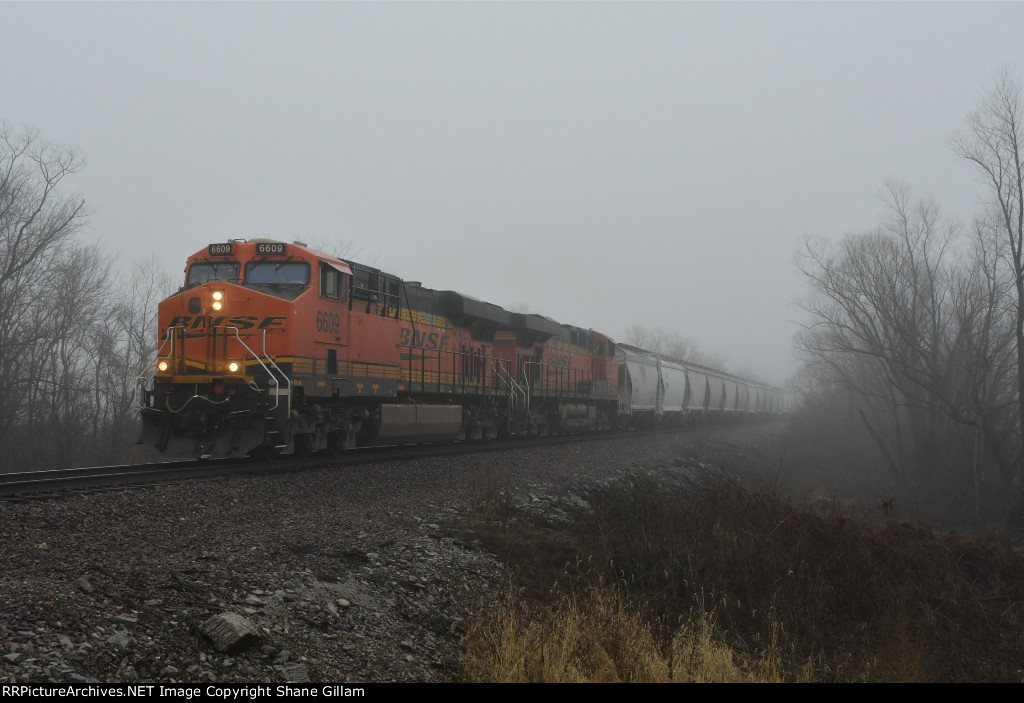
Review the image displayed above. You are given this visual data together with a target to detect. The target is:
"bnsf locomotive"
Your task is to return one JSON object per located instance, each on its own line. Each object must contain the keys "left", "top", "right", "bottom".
{"left": 139, "top": 239, "right": 790, "bottom": 459}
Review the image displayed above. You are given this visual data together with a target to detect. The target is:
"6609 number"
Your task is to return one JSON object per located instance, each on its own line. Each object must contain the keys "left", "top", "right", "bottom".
{"left": 316, "top": 311, "right": 340, "bottom": 335}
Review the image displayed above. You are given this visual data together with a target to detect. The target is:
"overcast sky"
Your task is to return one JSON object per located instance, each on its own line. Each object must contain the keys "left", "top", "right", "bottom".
{"left": 3, "top": 1, "right": 1021, "bottom": 384}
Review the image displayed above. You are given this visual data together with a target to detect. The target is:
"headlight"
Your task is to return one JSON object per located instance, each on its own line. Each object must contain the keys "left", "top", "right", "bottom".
{"left": 157, "top": 360, "right": 169, "bottom": 372}
{"left": 211, "top": 290, "right": 224, "bottom": 311}
{"left": 227, "top": 361, "right": 240, "bottom": 373}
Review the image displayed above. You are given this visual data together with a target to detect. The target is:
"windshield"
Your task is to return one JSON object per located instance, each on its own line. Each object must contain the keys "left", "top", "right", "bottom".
{"left": 245, "top": 261, "right": 310, "bottom": 285}
{"left": 187, "top": 262, "right": 240, "bottom": 285}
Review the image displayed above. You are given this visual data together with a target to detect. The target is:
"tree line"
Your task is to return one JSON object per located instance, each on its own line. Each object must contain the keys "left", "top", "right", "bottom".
{"left": 0, "top": 123, "right": 173, "bottom": 472}
{"left": 795, "top": 66, "right": 1024, "bottom": 526}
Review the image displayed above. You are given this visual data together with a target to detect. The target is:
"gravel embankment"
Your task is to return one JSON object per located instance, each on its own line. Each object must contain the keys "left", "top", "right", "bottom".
{"left": 0, "top": 424, "right": 783, "bottom": 683}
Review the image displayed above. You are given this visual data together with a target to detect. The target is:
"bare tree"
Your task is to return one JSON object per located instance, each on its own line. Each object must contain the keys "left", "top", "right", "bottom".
{"left": 623, "top": 323, "right": 715, "bottom": 366}
{"left": 0, "top": 124, "right": 87, "bottom": 285}
{"left": 796, "top": 183, "right": 1014, "bottom": 520}
{"left": 0, "top": 124, "right": 89, "bottom": 470}
{"left": 624, "top": 323, "right": 654, "bottom": 351}
{"left": 952, "top": 65, "right": 1024, "bottom": 521}
{"left": 0, "top": 125, "right": 185, "bottom": 471}
{"left": 307, "top": 236, "right": 379, "bottom": 267}
{"left": 950, "top": 213, "right": 1019, "bottom": 513}
{"left": 663, "top": 333, "right": 700, "bottom": 363}
{"left": 92, "top": 255, "right": 175, "bottom": 461}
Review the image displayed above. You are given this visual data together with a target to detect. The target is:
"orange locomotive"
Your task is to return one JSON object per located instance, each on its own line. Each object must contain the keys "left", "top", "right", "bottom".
{"left": 140, "top": 239, "right": 619, "bottom": 458}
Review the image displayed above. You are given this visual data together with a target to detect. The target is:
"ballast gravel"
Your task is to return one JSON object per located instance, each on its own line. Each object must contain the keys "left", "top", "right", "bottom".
{"left": 0, "top": 424, "right": 783, "bottom": 683}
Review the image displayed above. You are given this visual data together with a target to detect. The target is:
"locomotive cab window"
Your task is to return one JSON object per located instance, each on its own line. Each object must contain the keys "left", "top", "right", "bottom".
{"left": 186, "top": 262, "right": 240, "bottom": 286}
{"left": 245, "top": 261, "right": 310, "bottom": 286}
{"left": 320, "top": 263, "right": 342, "bottom": 300}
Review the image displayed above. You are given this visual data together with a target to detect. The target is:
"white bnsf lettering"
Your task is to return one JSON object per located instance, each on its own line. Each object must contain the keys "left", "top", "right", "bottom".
{"left": 256, "top": 242, "right": 286, "bottom": 254}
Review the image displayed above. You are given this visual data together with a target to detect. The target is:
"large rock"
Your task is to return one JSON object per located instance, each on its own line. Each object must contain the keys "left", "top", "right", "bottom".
{"left": 282, "top": 662, "right": 310, "bottom": 683}
{"left": 199, "top": 613, "right": 261, "bottom": 653}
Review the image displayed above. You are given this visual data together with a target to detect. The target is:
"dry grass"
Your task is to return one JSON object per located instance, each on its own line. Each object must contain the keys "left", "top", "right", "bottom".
{"left": 458, "top": 451, "right": 1024, "bottom": 682}
{"left": 461, "top": 579, "right": 795, "bottom": 683}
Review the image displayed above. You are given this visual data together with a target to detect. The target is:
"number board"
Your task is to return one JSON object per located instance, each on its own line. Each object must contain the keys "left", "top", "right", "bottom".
{"left": 208, "top": 243, "right": 233, "bottom": 256}
{"left": 255, "top": 242, "right": 286, "bottom": 255}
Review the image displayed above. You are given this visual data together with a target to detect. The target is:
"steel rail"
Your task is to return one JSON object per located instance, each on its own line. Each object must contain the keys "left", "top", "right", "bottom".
{"left": 0, "top": 419, "right": 784, "bottom": 502}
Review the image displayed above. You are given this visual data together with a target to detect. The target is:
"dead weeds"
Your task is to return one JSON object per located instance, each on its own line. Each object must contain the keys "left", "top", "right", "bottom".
{"left": 461, "top": 445, "right": 1024, "bottom": 682}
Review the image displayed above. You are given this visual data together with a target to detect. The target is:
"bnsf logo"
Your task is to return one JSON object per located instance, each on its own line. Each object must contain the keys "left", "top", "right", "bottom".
{"left": 167, "top": 315, "right": 287, "bottom": 331}
{"left": 547, "top": 353, "right": 572, "bottom": 368}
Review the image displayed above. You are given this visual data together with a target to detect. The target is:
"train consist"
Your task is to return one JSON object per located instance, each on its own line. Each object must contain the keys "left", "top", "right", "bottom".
{"left": 139, "top": 240, "right": 793, "bottom": 458}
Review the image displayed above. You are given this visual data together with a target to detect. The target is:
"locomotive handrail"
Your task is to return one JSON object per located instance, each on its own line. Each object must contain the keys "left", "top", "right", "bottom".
{"left": 491, "top": 360, "right": 526, "bottom": 411}
{"left": 400, "top": 344, "right": 527, "bottom": 398}
{"left": 136, "top": 325, "right": 181, "bottom": 403}
{"left": 221, "top": 326, "right": 290, "bottom": 416}
{"left": 520, "top": 360, "right": 594, "bottom": 402}
{"left": 259, "top": 327, "right": 291, "bottom": 406}
{"left": 521, "top": 361, "right": 538, "bottom": 413}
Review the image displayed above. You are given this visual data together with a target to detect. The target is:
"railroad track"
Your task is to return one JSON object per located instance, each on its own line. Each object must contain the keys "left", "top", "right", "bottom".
{"left": 0, "top": 419, "right": 786, "bottom": 502}
{"left": 0, "top": 456, "right": 251, "bottom": 502}
{"left": 0, "top": 426, "right": 707, "bottom": 502}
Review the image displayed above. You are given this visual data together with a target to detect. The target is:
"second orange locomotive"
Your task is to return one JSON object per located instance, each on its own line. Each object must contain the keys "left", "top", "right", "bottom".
{"left": 140, "top": 239, "right": 619, "bottom": 458}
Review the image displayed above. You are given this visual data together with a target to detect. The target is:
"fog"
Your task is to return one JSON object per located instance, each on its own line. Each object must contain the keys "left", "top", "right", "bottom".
{"left": 4, "top": 1, "right": 1021, "bottom": 384}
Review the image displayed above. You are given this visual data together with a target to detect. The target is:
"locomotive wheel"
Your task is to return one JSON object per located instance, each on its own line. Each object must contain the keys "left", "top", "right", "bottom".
{"left": 155, "top": 422, "right": 171, "bottom": 452}
{"left": 496, "top": 419, "right": 511, "bottom": 440}
{"left": 293, "top": 433, "right": 314, "bottom": 458}
{"left": 326, "top": 431, "right": 346, "bottom": 456}
{"left": 247, "top": 443, "right": 280, "bottom": 462}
